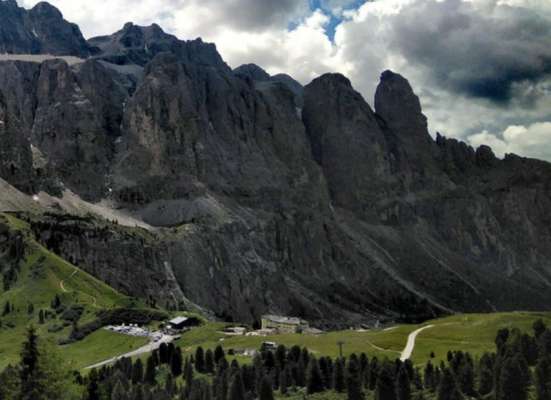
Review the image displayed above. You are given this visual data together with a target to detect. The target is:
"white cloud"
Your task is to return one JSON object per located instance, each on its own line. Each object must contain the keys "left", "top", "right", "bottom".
{"left": 17, "top": 0, "right": 551, "bottom": 161}
{"left": 468, "top": 122, "right": 551, "bottom": 159}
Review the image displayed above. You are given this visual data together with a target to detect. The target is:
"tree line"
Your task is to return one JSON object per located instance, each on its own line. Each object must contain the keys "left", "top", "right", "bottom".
{"left": 2, "top": 319, "right": 551, "bottom": 399}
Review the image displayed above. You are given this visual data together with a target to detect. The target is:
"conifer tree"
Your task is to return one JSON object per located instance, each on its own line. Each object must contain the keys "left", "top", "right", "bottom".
{"left": 476, "top": 353, "right": 493, "bottom": 396}
{"left": 396, "top": 365, "right": 411, "bottom": 400}
{"left": 306, "top": 357, "right": 324, "bottom": 394}
{"left": 499, "top": 355, "right": 530, "bottom": 400}
{"left": 171, "top": 347, "right": 183, "bottom": 377}
{"left": 86, "top": 368, "right": 101, "bottom": 400}
{"left": 534, "top": 320, "right": 547, "bottom": 339}
{"left": 375, "top": 362, "right": 395, "bottom": 400}
{"left": 206, "top": 349, "right": 215, "bottom": 374}
{"left": 333, "top": 358, "right": 346, "bottom": 393}
{"left": 20, "top": 326, "right": 42, "bottom": 400}
{"left": 145, "top": 355, "right": 156, "bottom": 385}
{"left": 2, "top": 301, "right": 10, "bottom": 316}
{"left": 259, "top": 375, "right": 274, "bottom": 400}
{"left": 369, "top": 357, "right": 380, "bottom": 391}
{"left": 215, "top": 345, "right": 225, "bottom": 365}
{"left": 347, "top": 357, "right": 364, "bottom": 400}
{"left": 228, "top": 371, "right": 245, "bottom": 400}
{"left": 111, "top": 380, "right": 127, "bottom": 400}
{"left": 196, "top": 346, "right": 206, "bottom": 373}
{"left": 535, "top": 357, "right": 551, "bottom": 400}
{"left": 280, "top": 367, "right": 290, "bottom": 395}
{"left": 437, "top": 368, "right": 463, "bottom": 400}
{"left": 132, "top": 359, "right": 144, "bottom": 384}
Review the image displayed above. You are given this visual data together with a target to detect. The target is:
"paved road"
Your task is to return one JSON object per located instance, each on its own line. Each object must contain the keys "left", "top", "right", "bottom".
{"left": 85, "top": 333, "right": 177, "bottom": 370}
{"left": 400, "top": 325, "right": 434, "bottom": 361}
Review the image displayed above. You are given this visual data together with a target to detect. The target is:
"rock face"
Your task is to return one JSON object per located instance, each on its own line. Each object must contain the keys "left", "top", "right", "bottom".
{"left": 2, "top": 2, "right": 551, "bottom": 325}
{"left": 0, "top": 0, "right": 92, "bottom": 57}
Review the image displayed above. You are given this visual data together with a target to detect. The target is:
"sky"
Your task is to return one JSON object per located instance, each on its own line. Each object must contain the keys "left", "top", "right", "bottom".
{"left": 19, "top": 0, "right": 551, "bottom": 161}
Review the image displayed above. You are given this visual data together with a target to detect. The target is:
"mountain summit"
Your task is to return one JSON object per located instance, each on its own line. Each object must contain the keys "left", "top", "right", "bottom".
{"left": 1, "top": 2, "right": 551, "bottom": 326}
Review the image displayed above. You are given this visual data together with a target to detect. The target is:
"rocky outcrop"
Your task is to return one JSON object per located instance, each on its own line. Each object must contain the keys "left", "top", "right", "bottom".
{"left": 0, "top": 0, "right": 92, "bottom": 57}
{"left": 2, "top": 3, "right": 551, "bottom": 325}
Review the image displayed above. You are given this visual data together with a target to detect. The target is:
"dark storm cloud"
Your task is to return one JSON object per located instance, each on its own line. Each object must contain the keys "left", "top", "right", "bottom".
{"left": 389, "top": 0, "right": 551, "bottom": 103}
{"left": 210, "top": 0, "right": 309, "bottom": 30}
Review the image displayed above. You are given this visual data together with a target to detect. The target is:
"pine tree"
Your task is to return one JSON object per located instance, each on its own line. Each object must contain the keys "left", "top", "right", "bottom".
{"left": 457, "top": 359, "right": 475, "bottom": 396}
{"left": 196, "top": 346, "right": 206, "bottom": 373}
{"left": 535, "top": 357, "right": 551, "bottom": 400}
{"left": 2, "top": 301, "right": 10, "bottom": 316}
{"left": 334, "top": 358, "right": 346, "bottom": 393}
{"left": 259, "top": 375, "right": 274, "bottom": 400}
{"left": 306, "top": 357, "right": 324, "bottom": 394}
{"left": 27, "top": 302, "right": 34, "bottom": 315}
{"left": 215, "top": 345, "right": 225, "bottom": 365}
{"left": 534, "top": 320, "right": 547, "bottom": 339}
{"left": 375, "top": 362, "right": 395, "bottom": 400}
{"left": 296, "top": 357, "right": 306, "bottom": 387}
{"left": 396, "top": 365, "right": 411, "bottom": 400}
{"left": 499, "top": 355, "right": 530, "bottom": 400}
{"left": 347, "top": 357, "right": 364, "bottom": 400}
{"left": 540, "top": 331, "right": 551, "bottom": 359}
{"left": 20, "top": 326, "right": 43, "bottom": 400}
{"left": 206, "top": 349, "right": 215, "bottom": 373}
{"left": 159, "top": 342, "right": 169, "bottom": 364}
{"left": 38, "top": 309, "right": 45, "bottom": 324}
{"left": 86, "top": 369, "right": 101, "bottom": 400}
{"left": 228, "top": 371, "right": 245, "bottom": 400}
{"left": 276, "top": 345, "right": 287, "bottom": 370}
{"left": 437, "top": 368, "right": 463, "bottom": 400}
{"left": 132, "top": 359, "right": 144, "bottom": 384}
{"left": 280, "top": 366, "right": 290, "bottom": 395}
{"left": 51, "top": 294, "right": 61, "bottom": 309}
{"left": 145, "top": 355, "right": 156, "bottom": 385}
{"left": 185, "top": 357, "right": 195, "bottom": 384}
{"left": 171, "top": 347, "right": 183, "bottom": 377}
{"left": 477, "top": 353, "right": 494, "bottom": 396}
{"left": 111, "top": 380, "right": 127, "bottom": 400}
{"left": 369, "top": 357, "right": 379, "bottom": 391}
{"left": 165, "top": 372, "right": 175, "bottom": 397}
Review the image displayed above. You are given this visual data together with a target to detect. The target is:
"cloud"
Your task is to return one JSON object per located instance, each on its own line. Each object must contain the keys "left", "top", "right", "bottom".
{"left": 468, "top": 122, "right": 551, "bottom": 159}
{"left": 17, "top": 0, "right": 551, "bottom": 161}
{"left": 18, "top": 0, "right": 310, "bottom": 38}
{"left": 386, "top": 0, "right": 551, "bottom": 103}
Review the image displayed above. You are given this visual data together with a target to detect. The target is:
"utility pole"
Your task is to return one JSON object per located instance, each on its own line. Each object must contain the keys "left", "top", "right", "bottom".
{"left": 337, "top": 341, "right": 344, "bottom": 359}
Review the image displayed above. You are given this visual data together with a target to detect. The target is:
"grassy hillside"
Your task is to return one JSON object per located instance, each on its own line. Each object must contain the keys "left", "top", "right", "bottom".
{"left": 0, "top": 213, "right": 148, "bottom": 370}
{"left": 176, "top": 311, "right": 551, "bottom": 367}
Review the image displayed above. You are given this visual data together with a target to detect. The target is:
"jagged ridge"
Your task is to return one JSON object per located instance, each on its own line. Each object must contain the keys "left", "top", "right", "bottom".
{"left": 1, "top": 2, "right": 551, "bottom": 326}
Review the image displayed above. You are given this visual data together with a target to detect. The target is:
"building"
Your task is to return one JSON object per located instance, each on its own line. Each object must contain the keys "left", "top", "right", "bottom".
{"left": 167, "top": 316, "right": 200, "bottom": 331}
{"left": 260, "top": 314, "right": 309, "bottom": 334}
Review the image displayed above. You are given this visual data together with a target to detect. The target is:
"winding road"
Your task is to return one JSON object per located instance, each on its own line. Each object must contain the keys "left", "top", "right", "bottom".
{"left": 85, "top": 333, "right": 177, "bottom": 370}
{"left": 400, "top": 325, "right": 434, "bottom": 361}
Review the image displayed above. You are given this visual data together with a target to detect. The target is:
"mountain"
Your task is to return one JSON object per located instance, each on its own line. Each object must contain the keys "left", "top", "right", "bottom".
{"left": 0, "top": 0, "right": 93, "bottom": 57}
{"left": 1, "top": 2, "right": 551, "bottom": 327}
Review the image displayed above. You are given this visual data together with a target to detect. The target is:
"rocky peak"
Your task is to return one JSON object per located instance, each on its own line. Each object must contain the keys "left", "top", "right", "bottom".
{"left": 234, "top": 63, "right": 271, "bottom": 82}
{"left": 374, "top": 70, "right": 427, "bottom": 133}
{"left": 303, "top": 72, "right": 392, "bottom": 217}
{"left": 29, "top": 1, "right": 63, "bottom": 18}
{"left": 0, "top": 0, "right": 91, "bottom": 57}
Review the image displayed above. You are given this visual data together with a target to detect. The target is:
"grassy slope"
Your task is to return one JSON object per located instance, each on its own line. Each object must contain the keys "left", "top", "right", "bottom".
{"left": 177, "top": 311, "right": 551, "bottom": 368}
{"left": 0, "top": 213, "right": 148, "bottom": 370}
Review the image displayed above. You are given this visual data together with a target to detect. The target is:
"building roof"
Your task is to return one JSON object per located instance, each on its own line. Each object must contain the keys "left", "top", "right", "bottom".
{"left": 262, "top": 314, "right": 307, "bottom": 325}
{"left": 169, "top": 316, "right": 189, "bottom": 325}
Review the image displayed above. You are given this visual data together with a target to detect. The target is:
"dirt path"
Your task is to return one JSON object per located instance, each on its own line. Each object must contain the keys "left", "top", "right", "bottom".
{"left": 400, "top": 325, "right": 434, "bottom": 361}
{"left": 84, "top": 333, "right": 177, "bottom": 370}
{"left": 366, "top": 340, "right": 401, "bottom": 355}
{"left": 59, "top": 268, "right": 98, "bottom": 307}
